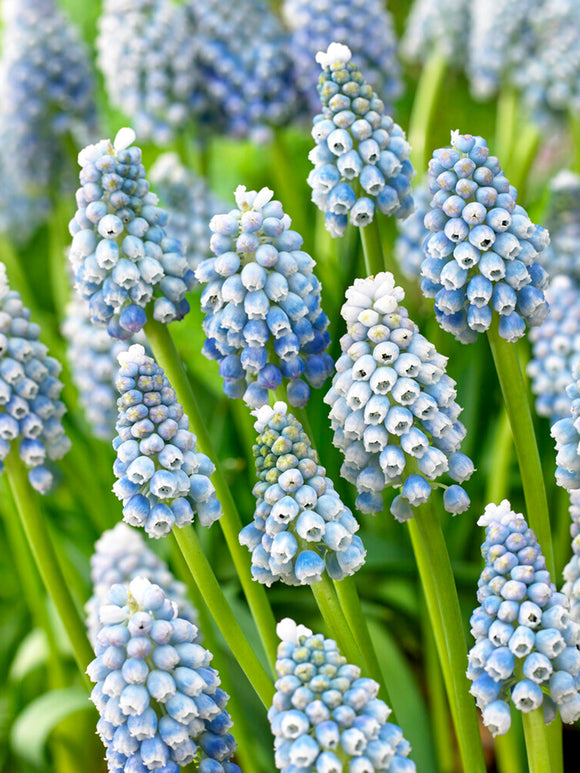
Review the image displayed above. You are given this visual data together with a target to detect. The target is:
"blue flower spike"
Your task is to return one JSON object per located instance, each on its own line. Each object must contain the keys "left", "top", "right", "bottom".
{"left": 401, "top": 0, "right": 470, "bottom": 68}
{"left": 538, "top": 170, "right": 580, "bottom": 282}
{"left": 467, "top": 500, "right": 580, "bottom": 736}
{"left": 0, "top": 263, "right": 71, "bottom": 493}
{"left": 239, "top": 401, "right": 365, "bottom": 586}
{"left": 308, "top": 43, "right": 414, "bottom": 238}
{"left": 551, "top": 365, "right": 580, "bottom": 492}
{"left": 394, "top": 182, "right": 430, "bottom": 281}
{"left": 324, "top": 272, "right": 474, "bottom": 517}
{"left": 269, "top": 617, "right": 417, "bottom": 772}
{"left": 195, "top": 185, "right": 333, "bottom": 408}
{"left": 112, "top": 344, "right": 222, "bottom": 539}
{"left": 88, "top": 576, "right": 241, "bottom": 773}
{"left": 69, "top": 127, "right": 194, "bottom": 340}
{"left": 563, "top": 491, "right": 580, "bottom": 625}
{"left": 421, "top": 131, "right": 550, "bottom": 344}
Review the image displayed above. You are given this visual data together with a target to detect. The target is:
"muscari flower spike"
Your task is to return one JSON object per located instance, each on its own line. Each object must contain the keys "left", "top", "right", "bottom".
{"left": 467, "top": 500, "right": 580, "bottom": 736}
{"left": 239, "top": 402, "right": 365, "bottom": 587}
{"left": 282, "top": 0, "right": 402, "bottom": 117}
{"left": 270, "top": 617, "right": 417, "bottom": 772}
{"left": 563, "top": 491, "right": 580, "bottom": 624}
{"left": 394, "top": 182, "right": 430, "bottom": 281}
{"left": 325, "top": 272, "right": 474, "bottom": 517}
{"left": 86, "top": 522, "right": 199, "bottom": 647}
{"left": 550, "top": 366, "right": 580, "bottom": 492}
{"left": 69, "top": 128, "right": 194, "bottom": 340}
{"left": 150, "top": 153, "right": 226, "bottom": 277}
{"left": 421, "top": 131, "right": 550, "bottom": 344}
{"left": 401, "top": 0, "right": 470, "bottom": 68}
{"left": 0, "top": 263, "right": 70, "bottom": 493}
{"left": 97, "top": 0, "right": 198, "bottom": 145}
{"left": 538, "top": 170, "right": 580, "bottom": 282}
{"left": 88, "top": 577, "right": 240, "bottom": 773}
{"left": 195, "top": 186, "right": 334, "bottom": 409}
{"left": 308, "top": 43, "right": 414, "bottom": 238}
{"left": 112, "top": 344, "right": 222, "bottom": 539}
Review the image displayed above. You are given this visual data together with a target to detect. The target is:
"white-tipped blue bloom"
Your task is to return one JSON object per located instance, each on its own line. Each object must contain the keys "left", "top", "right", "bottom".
{"left": 421, "top": 131, "right": 550, "bottom": 344}
{"left": 112, "top": 344, "right": 222, "bottom": 539}
{"left": 282, "top": 0, "right": 402, "bottom": 116}
{"left": 269, "top": 618, "right": 417, "bottom": 772}
{"left": 325, "top": 272, "right": 473, "bottom": 517}
{"left": 240, "top": 402, "right": 365, "bottom": 586}
{"left": 69, "top": 129, "right": 194, "bottom": 339}
{"left": 88, "top": 577, "right": 240, "bottom": 773}
{"left": 394, "top": 182, "right": 430, "bottom": 280}
{"left": 0, "top": 263, "right": 70, "bottom": 493}
{"left": 563, "top": 491, "right": 580, "bottom": 625}
{"left": 467, "top": 500, "right": 580, "bottom": 736}
{"left": 308, "top": 43, "right": 414, "bottom": 238}
{"left": 86, "top": 523, "right": 199, "bottom": 647}
{"left": 551, "top": 370, "right": 580, "bottom": 491}
{"left": 401, "top": 0, "right": 470, "bottom": 67}
{"left": 195, "top": 186, "right": 333, "bottom": 408}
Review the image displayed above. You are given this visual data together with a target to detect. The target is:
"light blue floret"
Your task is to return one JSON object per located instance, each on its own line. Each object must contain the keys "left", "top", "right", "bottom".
{"left": 401, "top": 0, "right": 470, "bottom": 67}
{"left": 394, "top": 183, "right": 430, "bottom": 280}
{"left": 551, "top": 373, "right": 580, "bottom": 491}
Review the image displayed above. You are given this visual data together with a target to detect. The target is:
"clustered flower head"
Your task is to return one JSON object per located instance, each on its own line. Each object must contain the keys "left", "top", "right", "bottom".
{"left": 551, "top": 367, "right": 580, "bottom": 491}
{"left": 88, "top": 577, "right": 240, "bottom": 773}
{"left": 269, "top": 618, "right": 417, "bottom": 772}
{"left": 527, "top": 276, "right": 580, "bottom": 422}
{"left": 308, "top": 43, "right": 414, "bottom": 238}
{"left": 86, "top": 522, "right": 199, "bottom": 647}
{"left": 0, "top": 263, "right": 70, "bottom": 493}
{"left": 401, "top": 0, "right": 470, "bottom": 67}
{"left": 282, "top": 0, "right": 402, "bottom": 116}
{"left": 0, "top": 0, "right": 97, "bottom": 241}
{"left": 467, "top": 500, "right": 580, "bottom": 736}
{"left": 97, "top": 0, "right": 198, "bottom": 145}
{"left": 394, "top": 182, "right": 430, "bottom": 281}
{"left": 239, "top": 402, "right": 365, "bottom": 586}
{"left": 563, "top": 491, "right": 580, "bottom": 624}
{"left": 69, "top": 128, "right": 194, "bottom": 340}
{"left": 325, "top": 272, "right": 474, "bottom": 517}
{"left": 112, "top": 344, "right": 222, "bottom": 539}
{"left": 150, "top": 153, "right": 226, "bottom": 277}
{"left": 422, "top": 131, "right": 550, "bottom": 343}
{"left": 538, "top": 170, "right": 580, "bottom": 281}
{"left": 195, "top": 186, "right": 333, "bottom": 408}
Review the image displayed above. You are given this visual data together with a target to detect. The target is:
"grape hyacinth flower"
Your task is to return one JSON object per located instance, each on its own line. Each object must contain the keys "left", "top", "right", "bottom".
{"left": 112, "top": 344, "right": 222, "bottom": 539}
{"left": 563, "top": 491, "right": 580, "bottom": 624}
{"left": 467, "top": 500, "right": 580, "bottom": 735}
{"left": 401, "top": 0, "right": 470, "bottom": 67}
{"left": 325, "top": 272, "right": 474, "bottom": 517}
{"left": 269, "top": 617, "right": 417, "bottom": 771}
{"left": 538, "top": 170, "right": 580, "bottom": 282}
{"left": 394, "top": 182, "right": 430, "bottom": 281}
{"left": 0, "top": 263, "right": 70, "bottom": 493}
{"left": 97, "top": 0, "right": 198, "bottom": 145}
{"left": 150, "top": 153, "right": 226, "bottom": 276}
{"left": 240, "top": 402, "right": 365, "bottom": 586}
{"left": 195, "top": 186, "right": 333, "bottom": 408}
{"left": 88, "top": 577, "right": 240, "bottom": 773}
{"left": 69, "top": 128, "right": 194, "bottom": 340}
{"left": 282, "top": 0, "right": 402, "bottom": 116}
{"left": 527, "top": 276, "right": 580, "bottom": 422}
{"left": 307, "top": 43, "right": 414, "bottom": 238}
{"left": 551, "top": 367, "right": 580, "bottom": 491}
{"left": 421, "top": 131, "right": 550, "bottom": 344}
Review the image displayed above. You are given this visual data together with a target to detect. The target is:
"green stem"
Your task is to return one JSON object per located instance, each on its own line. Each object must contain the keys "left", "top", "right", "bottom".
{"left": 171, "top": 528, "right": 273, "bottom": 707}
{"left": 495, "top": 714, "right": 525, "bottom": 773}
{"left": 522, "top": 709, "right": 553, "bottom": 773}
{"left": 423, "top": 605, "right": 455, "bottom": 773}
{"left": 49, "top": 197, "right": 71, "bottom": 319}
{"left": 487, "top": 319, "right": 555, "bottom": 576}
{"left": 359, "top": 220, "right": 385, "bottom": 276}
{"left": 271, "top": 129, "right": 307, "bottom": 238}
{"left": 4, "top": 451, "right": 93, "bottom": 683}
{"left": 407, "top": 503, "right": 486, "bottom": 773}
{"left": 310, "top": 574, "right": 363, "bottom": 668}
{"left": 571, "top": 112, "right": 580, "bottom": 174}
{"left": 144, "top": 317, "right": 278, "bottom": 666}
{"left": 485, "top": 407, "right": 513, "bottom": 504}
{"left": 408, "top": 49, "right": 448, "bottom": 174}
{"left": 495, "top": 87, "right": 519, "bottom": 167}
{"left": 508, "top": 123, "right": 540, "bottom": 198}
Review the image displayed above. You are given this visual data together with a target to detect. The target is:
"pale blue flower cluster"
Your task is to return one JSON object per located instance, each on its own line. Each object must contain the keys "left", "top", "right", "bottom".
{"left": 112, "top": 344, "right": 222, "bottom": 539}
{"left": 551, "top": 368, "right": 580, "bottom": 491}
{"left": 422, "top": 131, "right": 550, "bottom": 343}
{"left": 195, "top": 186, "right": 333, "bottom": 408}
{"left": 0, "top": 0, "right": 97, "bottom": 241}
{"left": 282, "top": 0, "right": 402, "bottom": 116}
{"left": 150, "top": 153, "right": 226, "bottom": 276}
{"left": 0, "top": 264, "right": 70, "bottom": 493}
{"left": 69, "top": 128, "right": 194, "bottom": 340}
{"left": 467, "top": 500, "right": 580, "bottom": 736}
{"left": 88, "top": 577, "right": 240, "bottom": 773}
{"left": 239, "top": 402, "right": 365, "bottom": 586}
{"left": 394, "top": 183, "right": 430, "bottom": 281}
{"left": 325, "top": 273, "right": 474, "bottom": 517}
{"left": 528, "top": 276, "right": 580, "bottom": 422}
{"left": 269, "top": 617, "right": 416, "bottom": 772}
{"left": 401, "top": 0, "right": 470, "bottom": 67}
{"left": 86, "top": 523, "right": 199, "bottom": 647}
{"left": 97, "top": 0, "right": 197, "bottom": 145}
{"left": 307, "top": 43, "right": 414, "bottom": 238}
{"left": 538, "top": 170, "right": 580, "bottom": 281}
{"left": 563, "top": 491, "right": 580, "bottom": 624}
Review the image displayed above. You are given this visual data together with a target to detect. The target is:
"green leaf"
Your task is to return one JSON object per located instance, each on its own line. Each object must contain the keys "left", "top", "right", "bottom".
{"left": 9, "top": 629, "right": 48, "bottom": 682}
{"left": 10, "top": 688, "right": 93, "bottom": 767}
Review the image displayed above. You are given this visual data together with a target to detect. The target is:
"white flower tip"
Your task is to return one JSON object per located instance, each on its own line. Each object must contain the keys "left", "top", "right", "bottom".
{"left": 450, "top": 129, "right": 461, "bottom": 146}
{"left": 252, "top": 401, "right": 288, "bottom": 432}
{"left": 276, "top": 617, "right": 312, "bottom": 644}
{"left": 253, "top": 187, "right": 275, "bottom": 210}
{"left": 114, "top": 127, "right": 136, "bottom": 152}
{"left": 316, "top": 42, "right": 352, "bottom": 70}
{"left": 117, "top": 343, "right": 146, "bottom": 367}
{"left": 477, "top": 499, "right": 521, "bottom": 527}
{"left": 234, "top": 184, "right": 248, "bottom": 210}
{"left": 128, "top": 576, "right": 151, "bottom": 606}
{"left": 0, "top": 261, "right": 8, "bottom": 299}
